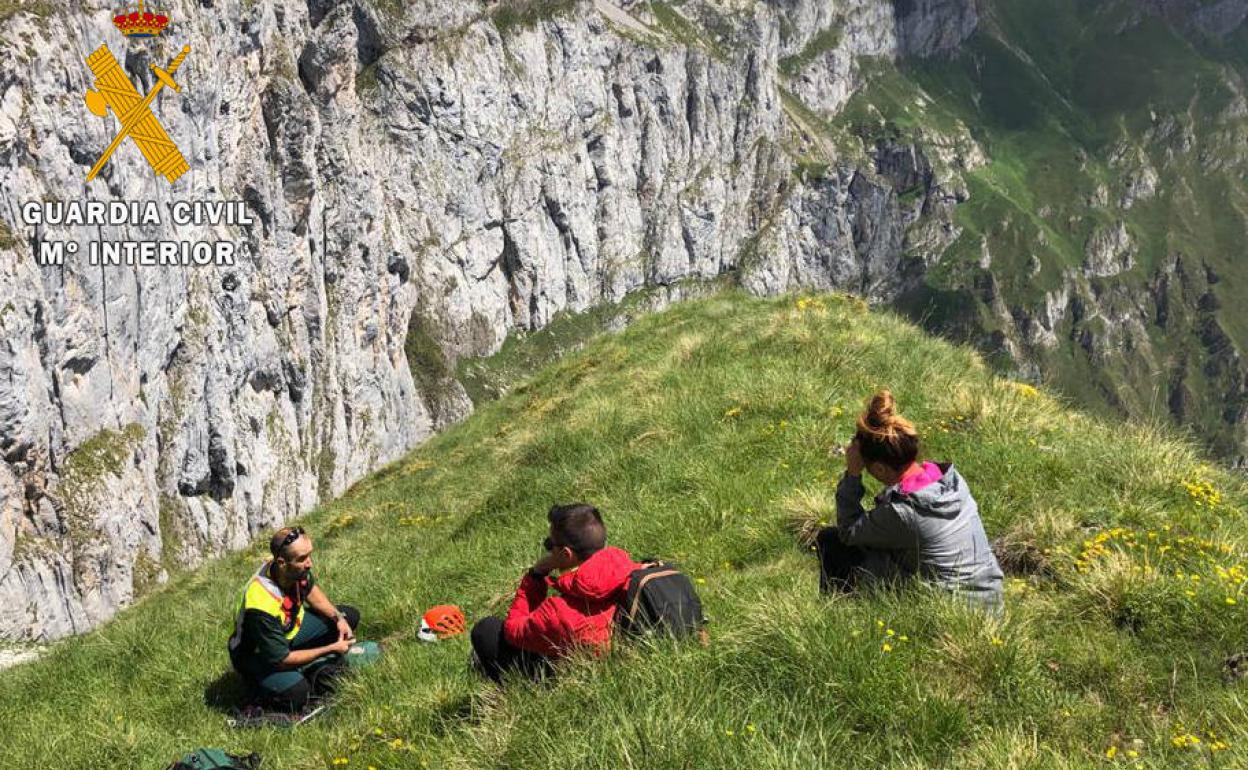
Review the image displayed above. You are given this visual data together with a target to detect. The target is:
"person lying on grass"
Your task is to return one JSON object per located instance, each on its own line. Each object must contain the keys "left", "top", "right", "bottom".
{"left": 470, "top": 503, "right": 643, "bottom": 682}
{"left": 227, "top": 526, "right": 361, "bottom": 711}
{"left": 817, "top": 390, "right": 1004, "bottom": 610}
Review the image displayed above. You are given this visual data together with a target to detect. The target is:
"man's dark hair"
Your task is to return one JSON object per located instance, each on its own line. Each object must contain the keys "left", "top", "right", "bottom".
{"left": 548, "top": 503, "right": 606, "bottom": 559}
{"left": 269, "top": 526, "right": 306, "bottom": 559}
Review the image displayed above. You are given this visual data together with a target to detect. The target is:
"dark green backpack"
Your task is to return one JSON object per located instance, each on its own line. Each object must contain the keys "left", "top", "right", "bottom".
{"left": 165, "top": 748, "right": 260, "bottom": 770}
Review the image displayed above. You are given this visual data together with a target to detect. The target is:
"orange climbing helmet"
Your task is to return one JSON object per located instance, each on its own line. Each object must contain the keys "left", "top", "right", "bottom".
{"left": 419, "top": 604, "right": 467, "bottom": 642}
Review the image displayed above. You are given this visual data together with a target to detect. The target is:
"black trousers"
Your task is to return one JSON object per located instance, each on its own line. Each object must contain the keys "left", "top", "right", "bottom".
{"left": 253, "top": 604, "right": 360, "bottom": 711}
{"left": 815, "top": 527, "right": 866, "bottom": 594}
{"left": 470, "top": 616, "right": 552, "bottom": 683}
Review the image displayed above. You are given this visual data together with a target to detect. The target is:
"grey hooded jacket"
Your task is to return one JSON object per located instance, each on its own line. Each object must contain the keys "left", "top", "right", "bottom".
{"left": 835, "top": 462, "right": 1004, "bottom": 609}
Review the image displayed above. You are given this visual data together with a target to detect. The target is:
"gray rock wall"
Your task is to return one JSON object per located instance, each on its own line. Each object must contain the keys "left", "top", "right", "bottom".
{"left": 893, "top": 0, "right": 978, "bottom": 57}
{"left": 0, "top": 0, "right": 977, "bottom": 640}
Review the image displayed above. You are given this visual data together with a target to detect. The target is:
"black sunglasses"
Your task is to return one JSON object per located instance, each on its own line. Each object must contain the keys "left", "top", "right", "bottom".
{"left": 274, "top": 526, "right": 305, "bottom": 556}
{"left": 543, "top": 536, "right": 561, "bottom": 552}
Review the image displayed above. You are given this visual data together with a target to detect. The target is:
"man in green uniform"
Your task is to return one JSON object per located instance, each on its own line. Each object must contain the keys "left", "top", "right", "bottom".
{"left": 227, "top": 526, "right": 361, "bottom": 710}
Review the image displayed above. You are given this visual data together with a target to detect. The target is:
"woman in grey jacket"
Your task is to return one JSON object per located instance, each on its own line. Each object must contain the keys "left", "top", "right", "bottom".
{"left": 816, "top": 390, "right": 1004, "bottom": 610}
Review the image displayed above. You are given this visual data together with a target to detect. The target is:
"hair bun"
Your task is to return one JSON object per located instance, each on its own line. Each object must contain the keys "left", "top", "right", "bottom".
{"left": 866, "top": 390, "right": 897, "bottom": 427}
{"left": 856, "top": 389, "right": 916, "bottom": 442}
{"left": 853, "top": 390, "right": 920, "bottom": 468}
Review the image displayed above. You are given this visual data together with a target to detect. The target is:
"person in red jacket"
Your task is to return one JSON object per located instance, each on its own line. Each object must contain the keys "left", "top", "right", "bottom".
{"left": 470, "top": 503, "right": 642, "bottom": 682}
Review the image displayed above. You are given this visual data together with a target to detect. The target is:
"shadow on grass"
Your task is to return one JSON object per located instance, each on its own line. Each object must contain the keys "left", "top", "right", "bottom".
{"left": 203, "top": 669, "right": 252, "bottom": 714}
{"left": 430, "top": 693, "right": 480, "bottom": 737}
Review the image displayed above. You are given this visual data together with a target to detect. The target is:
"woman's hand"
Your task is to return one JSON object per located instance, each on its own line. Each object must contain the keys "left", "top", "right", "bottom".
{"left": 845, "top": 440, "right": 864, "bottom": 477}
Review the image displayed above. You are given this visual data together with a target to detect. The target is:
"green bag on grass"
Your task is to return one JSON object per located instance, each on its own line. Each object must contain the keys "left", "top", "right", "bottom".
{"left": 165, "top": 748, "right": 260, "bottom": 769}
{"left": 343, "top": 639, "right": 382, "bottom": 669}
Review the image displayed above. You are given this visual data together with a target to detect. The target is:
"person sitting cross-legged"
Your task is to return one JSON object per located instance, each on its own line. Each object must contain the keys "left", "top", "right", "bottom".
{"left": 227, "top": 526, "right": 361, "bottom": 711}
{"left": 470, "top": 503, "right": 642, "bottom": 683}
{"left": 818, "top": 390, "right": 1005, "bottom": 611}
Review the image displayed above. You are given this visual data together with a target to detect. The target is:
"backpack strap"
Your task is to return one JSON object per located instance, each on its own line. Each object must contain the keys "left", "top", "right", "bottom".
{"left": 625, "top": 568, "right": 679, "bottom": 625}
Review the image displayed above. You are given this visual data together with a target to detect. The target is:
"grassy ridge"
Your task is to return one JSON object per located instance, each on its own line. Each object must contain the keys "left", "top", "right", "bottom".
{"left": 1, "top": 293, "right": 1246, "bottom": 769}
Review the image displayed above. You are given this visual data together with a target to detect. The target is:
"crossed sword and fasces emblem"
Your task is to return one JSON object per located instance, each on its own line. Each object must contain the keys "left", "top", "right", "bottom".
{"left": 83, "top": 44, "right": 191, "bottom": 184}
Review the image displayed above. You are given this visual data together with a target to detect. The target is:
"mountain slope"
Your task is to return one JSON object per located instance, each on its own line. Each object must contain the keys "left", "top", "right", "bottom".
{"left": 782, "top": 0, "right": 1248, "bottom": 464}
{"left": 0, "top": 0, "right": 971, "bottom": 640}
{"left": 0, "top": 293, "right": 1245, "bottom": 769}
{"left": 4, "top": 0, "right": 1242, "bottom": 644}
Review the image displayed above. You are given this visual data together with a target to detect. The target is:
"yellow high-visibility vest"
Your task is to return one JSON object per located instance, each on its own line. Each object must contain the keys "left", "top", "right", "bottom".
{"left": 228, "top": 562, "right": 305, "bottom": 653}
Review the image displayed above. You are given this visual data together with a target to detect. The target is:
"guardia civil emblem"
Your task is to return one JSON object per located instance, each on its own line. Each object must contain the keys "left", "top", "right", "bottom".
{"left": 83, "top": 1, "right": 191, "bottom": 184}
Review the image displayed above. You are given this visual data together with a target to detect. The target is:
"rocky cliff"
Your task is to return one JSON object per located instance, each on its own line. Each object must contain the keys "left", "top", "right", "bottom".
{"left": 0, "top": 0, "right": 978, "bottom": 640}
{"left": 2, "top": 0, "right": 1245, "bottom": 642}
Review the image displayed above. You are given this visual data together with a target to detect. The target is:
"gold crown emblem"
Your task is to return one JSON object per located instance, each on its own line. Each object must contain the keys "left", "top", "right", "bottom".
{"left": 112, "top": 0, "right": 170, "bottom": 38}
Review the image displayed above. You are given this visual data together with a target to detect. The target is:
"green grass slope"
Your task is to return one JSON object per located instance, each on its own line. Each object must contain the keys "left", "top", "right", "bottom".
{"left": 2, "top": 293, "right": 1247, "bottom": 769}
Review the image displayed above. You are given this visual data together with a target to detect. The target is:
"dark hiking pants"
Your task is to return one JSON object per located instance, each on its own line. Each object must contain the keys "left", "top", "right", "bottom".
{"left": 470, "top": 616, "right": 553, "bottom": 683}
{"left": 248, "top": 604, "right": 360, "bottom": 711}
{"left": 816, "top": 527, "right": 868, "bottom": 594}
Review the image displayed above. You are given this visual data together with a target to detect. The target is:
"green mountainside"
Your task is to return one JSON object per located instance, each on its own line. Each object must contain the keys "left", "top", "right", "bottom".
{"left": 815, "top": 0, "right": 1248, "bottom": 463}
{"left": 1, "top": 293, "right": 1245, "bottom": 769}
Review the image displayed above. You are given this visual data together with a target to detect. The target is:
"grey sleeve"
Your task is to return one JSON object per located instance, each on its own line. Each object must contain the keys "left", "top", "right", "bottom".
{"left": 835, "top": 473, "right": 914, "bottom": 549}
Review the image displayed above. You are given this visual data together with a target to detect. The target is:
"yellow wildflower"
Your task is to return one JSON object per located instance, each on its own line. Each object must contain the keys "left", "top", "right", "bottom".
{"left": 1010, "top": 382, "right": 1039, "bottom": 399}
{"left": 1172, "top": 733, "right": 1202, "bottom": 749}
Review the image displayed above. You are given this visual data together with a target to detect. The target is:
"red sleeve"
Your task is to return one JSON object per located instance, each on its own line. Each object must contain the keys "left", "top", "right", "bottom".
{"left": 502, "top": 572, "right": 566, "bottom": 658}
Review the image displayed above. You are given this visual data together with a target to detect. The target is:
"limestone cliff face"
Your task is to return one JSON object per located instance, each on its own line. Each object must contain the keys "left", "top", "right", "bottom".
{"left": 0, "top": 0, "right": 977, "bottom": 640}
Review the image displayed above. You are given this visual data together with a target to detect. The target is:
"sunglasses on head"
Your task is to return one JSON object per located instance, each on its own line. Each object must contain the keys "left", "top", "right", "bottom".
{"left": 274, "top": 526, "right": 305, "bottom": 556}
